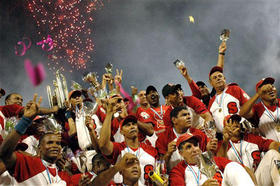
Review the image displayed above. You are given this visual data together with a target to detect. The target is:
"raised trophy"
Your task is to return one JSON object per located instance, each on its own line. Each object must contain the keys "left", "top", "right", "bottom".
{"left": 173, "top": 59, "right": 185, "bottom": 69}
{"left": 105, "top": 63, "right": 113, "bottom": 74}
{"left": 71, "top": 81, "right": 82, "bottom": 90}
{"left": 46, "top": 70, "right": 69, "bottom": 108}
{"left": 220, "top": 29, "right": 230, "bottom": 42}
{"left": 83, "top": 72, "right": 98, "bottom": 85}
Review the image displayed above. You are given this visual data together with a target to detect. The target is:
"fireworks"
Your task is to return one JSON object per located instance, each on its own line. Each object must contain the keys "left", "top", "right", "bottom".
{"left": 25, "top": 0, "right": 104, "bottom": 71}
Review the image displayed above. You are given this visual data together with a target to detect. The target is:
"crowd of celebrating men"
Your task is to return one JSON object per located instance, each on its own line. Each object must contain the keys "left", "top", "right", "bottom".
{"left": 0, "top": 40, "right": 280, "bottom": 186}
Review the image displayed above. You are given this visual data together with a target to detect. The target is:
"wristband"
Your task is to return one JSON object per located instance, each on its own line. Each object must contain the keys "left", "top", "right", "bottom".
{"left": 219, "top": 52, "right": 225, "bottom": 55}
{"left": 15, "top": 116, "right": 33, "bottom": 134}
{"left": 65, "top": 111, "right": 72, "bottom": 119}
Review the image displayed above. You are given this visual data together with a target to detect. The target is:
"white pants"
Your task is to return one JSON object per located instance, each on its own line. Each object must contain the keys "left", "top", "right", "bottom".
{"left": 255, "top": 149, "right": 280, "bottom": 186}
{"left": 222, "top": 162, "right": 255, "bottom": 186}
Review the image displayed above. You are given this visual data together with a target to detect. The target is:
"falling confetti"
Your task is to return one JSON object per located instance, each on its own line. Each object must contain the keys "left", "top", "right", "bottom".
{"left": 24, "top": 59, "right": 46, "bottom": 86}
{"left": 188, "top": 16, "right": 195, "bottom": 23}
{"left": 25, "top": 0, "right": 105, "bottom": 71}
{"left": 14, "top": 37, "right": 32, "bottom": 56}
{"left": 37, "top": 35, "right": 54, "bottom": 51}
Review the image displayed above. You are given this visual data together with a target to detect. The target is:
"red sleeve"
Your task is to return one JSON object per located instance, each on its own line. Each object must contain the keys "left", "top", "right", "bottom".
{"left": 96, "top": 105, "right": 106, "bottom": 123}
{"left": 71, "top": 172, "right": 93, "bottom": 186}
{"left": 155, "top": 133, "right": 168, "bottom": 155}
{"left": 228, "top": 85, "right": 249, "bottom": 106}
{"left": 0, "top": 104, "right": 24, "bottom": 118}
{"left": 58, "top": 171, "right": 73, "bottom": 186}
{"left": 169, "top": 161, "right": 186, "bottom": 186}
{"left": 189, "top": 80, "right": 202, "bottom": 99}
{"left": 162, "top": 106, "right": 173, "bottom": 128}
{"left": 244, "top": 133, "right": 273, "bottom": 152}
{"left": 13, "top": 152, "right": 45, "bottom": 182}
{"left": 213, "top": 156, "right": 232, "bottom": 172}
{"left": 111, "top": 118, "right": 120, "bottom": 137}
{"left": 103, "top": 142, "right": 124, "bottom": 164}
{"left": 184, "top": 96, "right": 208, "bottom": 114}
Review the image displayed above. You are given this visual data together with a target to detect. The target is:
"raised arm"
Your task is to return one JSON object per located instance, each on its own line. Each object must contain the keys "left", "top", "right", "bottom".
{"left": 98, "top": 97, "right": 118, "bottom": 156}
{"left": 93, "top": 153, "right": 138, "bottom": 185}
{"left": 0, "top": 94, "right": 42, "bottom": 170}
{"left": 178, "top": 65, "right": 202, "bottom": 99}
{"left": 217, "top": 41, "right": 227, "bottom": 69}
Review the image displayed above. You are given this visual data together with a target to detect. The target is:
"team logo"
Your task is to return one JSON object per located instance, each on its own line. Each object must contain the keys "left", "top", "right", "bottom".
{"left": 140, "top": 112, "right": 150, "bottom": 119}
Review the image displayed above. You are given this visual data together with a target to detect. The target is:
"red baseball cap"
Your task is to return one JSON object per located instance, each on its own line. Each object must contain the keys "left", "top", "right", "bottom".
{"left": 176, "top": 133, "right": 201, "bottom": 148}
{"left": 120, "top": 114, "right": 137, "bottom": 128}
{"left": 255, "top": 77, "right": 275, "bottom": 92}
{"left": 209, "top": 66, "right": 223, "bottom": 79}
{"left": 223, "top": 114, "right": 242, "bottom": 126}
{"left": 68, "top": 90, "right": 82, "bottom": 100}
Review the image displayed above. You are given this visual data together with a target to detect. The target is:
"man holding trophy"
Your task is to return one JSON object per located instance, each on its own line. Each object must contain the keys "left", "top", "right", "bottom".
{"left": 169, "top": 133, "right": 255, "bottom": 186}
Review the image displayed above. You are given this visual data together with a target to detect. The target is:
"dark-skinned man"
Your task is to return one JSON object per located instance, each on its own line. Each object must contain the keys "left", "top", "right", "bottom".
{"left": 0, "top": 94, "right": 73, "bottom": 185}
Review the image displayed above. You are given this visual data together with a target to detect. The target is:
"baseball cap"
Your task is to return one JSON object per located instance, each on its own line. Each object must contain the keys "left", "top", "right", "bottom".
{"left": 120, "top": 115, "right": 137, "bottom": 128}
{"left": 68, "top": 90, "right": 82, "bottom": 100}
{"left": 255, "top": 77, "right": 275, "bottom": 92}
{"left": 196, "top": 81, "right": 207, "bottom": 87}
{"left": 0, "top": 88, "right": 5, "bottom": 96}
{"left": 176, "top": 133, "right": 202, "bottom": 148}
{"left": 209, "top": 66, "right": 223, "bottom": 79}
{"left": 146, "top": 85, "right": 157, "bottom": 95}
{"left": 224, "top": 114, "right": 242, "bottom": 126}
{"left": 162, "top": 84, "right": 182, "bottom": 98}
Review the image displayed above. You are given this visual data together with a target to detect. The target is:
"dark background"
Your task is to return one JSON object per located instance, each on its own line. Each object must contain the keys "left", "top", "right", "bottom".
{"left": 0, "top": 0, "right": 279, "bottom": 106}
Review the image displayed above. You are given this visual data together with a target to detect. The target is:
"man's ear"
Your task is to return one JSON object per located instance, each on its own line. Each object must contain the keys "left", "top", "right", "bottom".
{"left": 171, "top": 116, "right": 177, "bottom": 125}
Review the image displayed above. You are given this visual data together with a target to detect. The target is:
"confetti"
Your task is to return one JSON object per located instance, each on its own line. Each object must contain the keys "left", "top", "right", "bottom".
{"left": 14, "top": 37, "right": 32, "bottom": 56}
{"left": 188, "top": 16, "right": 195, "bottom": 23}
{"left": 37, "top": 35, "right": 54, "bottom": 51}
{"left": 25, "top": 0, "right": 105, "bottom": 71}
{"left": 24, "top": 59, "right": 46, "bottom": 86}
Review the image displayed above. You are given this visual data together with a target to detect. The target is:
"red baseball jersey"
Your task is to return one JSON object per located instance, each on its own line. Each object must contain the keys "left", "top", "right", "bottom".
{"left": 169, "top": 157, "right": 231, "bottom": 186}
{"left": 104, "top": 142, "right": 158, "bottom": 185}
{"left": 11, "top": 152, "right": 72, "bottom": 185}
{"left": 208, "top": 84, "right": 250, "bottom": 133}
{"left": 156, "top": 127, "right": 208, "bottom": 170}
{"left": 252, "top": 99, "right": 280, "bottom": 141}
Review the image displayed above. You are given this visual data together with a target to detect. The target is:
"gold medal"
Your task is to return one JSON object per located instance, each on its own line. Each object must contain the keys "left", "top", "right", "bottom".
{"left": 275, "top": 125, "right": 280, "bottom": 132}
{"left": 219, "top": 108, "right": 222, "bottom": 112}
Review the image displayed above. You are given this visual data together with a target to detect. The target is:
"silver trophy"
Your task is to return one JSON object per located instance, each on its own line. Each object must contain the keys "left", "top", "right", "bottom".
{"left": 220, "top": 29, "right": 230, "bottom": 42}
{"left": 83, "top": 101, "right": 98, "bottom": 117}
{"left": 197, "top": 152, "right": 219, "bottom": 178}
{"left": 173, "top": 59, "right": 185, "bottom": 69}
{"left": 71, "top": 81, "right": 82, "bottom": 90}
{"left": 204, "top": 120, "right": 217, "bottom": 139}
{"left": 83, "top": 72, "right": 98, "bottom": 85}
{"left": 105, "top": 63, "right": 113, "bottom": 74}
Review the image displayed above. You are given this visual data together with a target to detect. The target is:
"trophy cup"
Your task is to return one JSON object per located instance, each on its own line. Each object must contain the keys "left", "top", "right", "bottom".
{"left": 203, "top": 120, "right": 217, "bottom": 139}
{"left": 220, "top": 29, "right": 230, "bottom": 42}
{"left": 71, "top": 81, "right": 82, "bottom": 90}
{"left": 173, "top": 59, "right": 185, "bottom": 69}
{"left": 46, "top": 70, "right": 69, "bottom": 108}
{"left": 83, "top": 72, "right": 98, "bottom": 85}
{"left": 83, "top": 100, "right": 98, "bottom": 117}
{"left": 196, "top": 153, "right": 219, "bottom": 179}
{"left": 105, "top": 63, "right": 113, "bottom": 74}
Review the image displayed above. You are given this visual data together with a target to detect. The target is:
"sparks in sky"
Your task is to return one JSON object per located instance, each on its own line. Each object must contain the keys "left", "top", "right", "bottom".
{"left": 25, "top": 0, "right": 105, "bottom": 71}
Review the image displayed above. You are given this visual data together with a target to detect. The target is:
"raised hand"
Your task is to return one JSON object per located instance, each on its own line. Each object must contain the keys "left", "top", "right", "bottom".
{"left": 219, "top": 41, "right": 227, "bottom": 53}
{"left": 23, "top": 94, "right": 42, "bottom": 119}
{"left": 114, "top": 68, "right": 123, "bottom": 84}
{"left": 115, "top": 153, "right": 138, "bottom": 171}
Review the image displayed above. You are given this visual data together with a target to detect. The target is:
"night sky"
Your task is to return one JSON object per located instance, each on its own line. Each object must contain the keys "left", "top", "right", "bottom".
{"left": 0, "top": 0, "right": 279, "bottom": 106}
